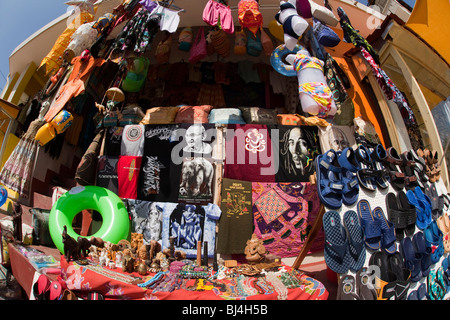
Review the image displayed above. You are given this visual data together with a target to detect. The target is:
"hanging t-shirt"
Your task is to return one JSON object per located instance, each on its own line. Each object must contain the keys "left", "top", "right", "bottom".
{"left": 117, "top": 156, "right": 142, "bottom": 199}
{"left": 272, "top": 125, "right": 321, "bottom": 182}
{"left": 127, "top": 199, "right": 165, "bottom": 245}
{"left": 318, "top": 125, "right": 356, "bottom": 153}
{"left": 137, "top": 124, "right": 182, "bottom": 202}
{"left": 96, "top": 156, "right": 119, "bottom": 195}
{"left": 121, "top": 124, "right": 145, "bottom": 156}
{"left": 216, "top": 178, "right": 254, "bottom": 254}
{"left": 223, "top": 124, "right": 275, "bottom": 182}
{"left": 104, "top": 126, "right": 124, "bottom": 156}
{"left": 161, "top": 202, "right": 221, "bottom": 258}
{"left": 252, "top": 182, "right": 310, "bottom": 258}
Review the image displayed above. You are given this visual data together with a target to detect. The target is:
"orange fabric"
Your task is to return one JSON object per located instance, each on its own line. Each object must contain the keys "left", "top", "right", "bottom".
{"left": 69, "top": 56, "right": 105, "bottom": 83}
{"left": 44, "top": 79, "right": 84, "bottom": 122}
{"left": 332, "top": 56, "right": 386, "bottom": 147}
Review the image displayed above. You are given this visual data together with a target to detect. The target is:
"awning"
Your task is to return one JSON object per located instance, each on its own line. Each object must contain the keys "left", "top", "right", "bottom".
{"left": 405, "top": 0, "right": 450, "bottom": 65}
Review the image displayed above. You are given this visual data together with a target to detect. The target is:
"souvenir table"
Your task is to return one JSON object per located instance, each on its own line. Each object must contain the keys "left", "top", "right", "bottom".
{"left": 60, "top": 257, "right": 329, "bottom": 300}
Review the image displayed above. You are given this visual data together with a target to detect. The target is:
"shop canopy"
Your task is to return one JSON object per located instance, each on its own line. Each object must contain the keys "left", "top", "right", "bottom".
{"left": 405, "top": 0, "right": 450, "bottom": 65}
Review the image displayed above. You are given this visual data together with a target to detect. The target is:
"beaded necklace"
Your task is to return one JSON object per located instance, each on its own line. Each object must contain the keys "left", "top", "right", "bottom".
{"left": 265, "top": 272, "right": 288, "bottom": 300}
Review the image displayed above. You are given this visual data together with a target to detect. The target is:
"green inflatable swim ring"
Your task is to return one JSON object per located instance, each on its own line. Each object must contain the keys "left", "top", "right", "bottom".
{"left": 49, "top": 186, "right": 130, "bottom": 253}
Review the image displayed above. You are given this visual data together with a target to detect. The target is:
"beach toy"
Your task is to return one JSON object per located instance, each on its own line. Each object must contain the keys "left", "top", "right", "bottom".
{"left": 122, "top": 56, "right": 149, "bottom": 92}
{"left": 0, "top": 186, "right": 7, "bottom": 207}
{"left": 35, "top": 123, "right": 57, "bottom": 147}
{"left": 50, "top": 110, "right": 73, "bottom": 134}
{"left": 48, "top": 186, "right": 130, "bottom": 253}
{"left": 271, "top": 43, "right": 304, "bottom": 77}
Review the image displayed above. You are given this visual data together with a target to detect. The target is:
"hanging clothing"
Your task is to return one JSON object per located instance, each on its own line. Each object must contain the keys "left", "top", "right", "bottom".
{"left": 360, "top": 47, "right": 415, "bottom": 124}
{"left": 337, "top": 7, "right": 380, "bottom": 65}
{"left": 0, "top": 119, "right": 44, "bottom": 198}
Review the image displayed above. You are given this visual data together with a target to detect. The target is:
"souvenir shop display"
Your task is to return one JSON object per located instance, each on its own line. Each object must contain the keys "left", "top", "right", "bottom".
{"left": 1, "top": 0, "right": 448, "bottom": 302}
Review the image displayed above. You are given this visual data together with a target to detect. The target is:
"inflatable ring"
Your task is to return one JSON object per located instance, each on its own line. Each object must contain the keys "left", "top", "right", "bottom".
{"left": 0, "top": 186, "right": 7, "bottom": 207}
{"left": 270, "top": 44, "right": 304, "bottom": 77}
{"left": 49, "top": 186, "right": 130, "bottom": 253}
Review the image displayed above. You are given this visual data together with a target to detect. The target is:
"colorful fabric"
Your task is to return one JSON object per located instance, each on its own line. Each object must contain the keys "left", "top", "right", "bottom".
{"left": 238, "top": 0, "right": 263, "bottom": 36}
{"left": 117, "top": 156, "right": 142, "bottom": 199}
{"left": 360, "top": 47, "right": 416, "bottom": 124}
{"left": 252, "top": 182, "right": 310, "bottom": 257}
{"left": 298, "top": 82, "right": 333, "bottom": 117}
{"left": 293, "top": 53, "right": 324, "bottom": 72}
{"left": 203, "top": 0, "right": 234, "bottom": 34}
{"left": 254, "top": 188, "right": 291, "bottom": 223}
{"left": 60, "top": 257, "right": 328, "bottom": 300}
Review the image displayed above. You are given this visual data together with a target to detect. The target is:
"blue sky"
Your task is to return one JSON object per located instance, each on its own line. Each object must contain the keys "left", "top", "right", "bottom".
{"left": 0, "top": 0, "right": 417, "bottom": 93}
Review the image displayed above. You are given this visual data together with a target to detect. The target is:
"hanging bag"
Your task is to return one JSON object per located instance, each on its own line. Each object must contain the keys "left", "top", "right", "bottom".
{"left": 246, "top": 32, "right": 262, "bottom": 57}
{"left": 234, "top": 27, "right": 247, "bottom": 55}
{"left": 259, "top": 26, "right": 273, "bottom": 56}
{"left": 189, "top": 26, "right": 208, "bottom": 63}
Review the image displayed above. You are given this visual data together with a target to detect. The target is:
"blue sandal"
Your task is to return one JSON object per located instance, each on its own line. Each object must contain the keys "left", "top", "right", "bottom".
{"left": 316, "top": 150, "right": 344, "bottom": 209}
{"left": 338, "top": 148, "right": 360, "bottom": 206}
{"left": 323, "top": 210, "right": 350, "bottom": 274}
{"left": 357, "top": 199, "right": 381, "bottom": 250}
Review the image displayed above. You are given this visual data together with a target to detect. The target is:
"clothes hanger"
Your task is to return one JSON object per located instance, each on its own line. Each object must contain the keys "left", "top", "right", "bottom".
{"left": 158, "top": 0, "right": 185, "bottom": 12}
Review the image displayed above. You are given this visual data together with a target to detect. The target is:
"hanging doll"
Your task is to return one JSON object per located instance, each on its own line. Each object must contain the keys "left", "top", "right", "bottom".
{"left": 275, "top": 0, "right": 309, "bottom": 51}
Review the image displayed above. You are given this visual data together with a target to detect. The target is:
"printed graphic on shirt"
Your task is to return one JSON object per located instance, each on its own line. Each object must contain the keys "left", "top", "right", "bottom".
{"left": 127, "top": 199, "right": 164, "bottom": 244}
{"left": 178, "top": 157, "right": 214, "bottom": 205}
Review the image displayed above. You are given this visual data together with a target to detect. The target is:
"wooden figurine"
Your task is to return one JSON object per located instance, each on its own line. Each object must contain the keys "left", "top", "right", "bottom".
{"left": 77, "top": 237, "right": 91, "bottom": 258}
{"left": 244, "top": 234, "right": 266, "bottom": 264}
{"left": 62, "top": 226, "right": 79, "bottom": 261}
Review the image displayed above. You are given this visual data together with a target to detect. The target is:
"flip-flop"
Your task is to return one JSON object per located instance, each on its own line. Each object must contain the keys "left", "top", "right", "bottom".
{"left": 427, "top": 269, "right": 444, "bottom": 300}
{"left": 400, "top": 151, "right": 420, "bottom": 190}
{"left": 337, "top": 274, "right": 359, "bottom": 300}
{"left": 424, "top": 220, "right": 444, "bottom": 264}
{"left": 399, "top": 236, "right": 422, "bottom": 282}
{"left": 355, "top": 145, "right": 377, "bottom": 191}
{"left": 406, "top": 190, "right": 431, "bottom": 230}
{"left": 388, "top": 252, "right": 411, "bottom": 300}
{"left": 357, "top": 199, "right": 381, "bottom": 250}
{"left": 407, "top": 283, "right": 427, "bottom": 300}
{"left": 386, "top": 192, "right": 406, "bottom": 241}
{"left": 355, "top": 267, "right": 377, "bottom": 300}
{"left": 397, "top": 190, "right": 417, "bottom": 237}
{"left": 412, "top": 231, "right": 431, "bottom": 278}
{"left": 323, "top": 210, "right": 350, "bottom": 274}
{"left": 369, "top": 251, "right": 398, "bottom": 300}
{"left": 338, "top": 148, "right": 360, "bottom": 206}
{"left": 316, "top": 150, "right": 344, "bottom": 209}
{"left": 343, "top": 210, "right": 365, "bottom": 271}
{"left": 32, "top": 274, "right": 51, "bottom": 300}
{"left": 424, "top": 183, "right": 442, "bottom": 219}
{"left": 372, "top": 206, "right": 396, "bottom": 254}
{"left": 436, "top": 266, "right": 447, "bottom": 299}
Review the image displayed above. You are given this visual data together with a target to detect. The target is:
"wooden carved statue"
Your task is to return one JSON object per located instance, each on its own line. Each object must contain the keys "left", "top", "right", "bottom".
{"left": 62, "top": 225, "right": 79, "bottom": 261}
{"left": 244, "top": 234, "right": 266, "bottom": 264}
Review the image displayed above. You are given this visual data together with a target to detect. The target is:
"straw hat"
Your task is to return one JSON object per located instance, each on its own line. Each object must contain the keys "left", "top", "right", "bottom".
{"left": 105, "top": 87, "right": 125, "bottom": 102}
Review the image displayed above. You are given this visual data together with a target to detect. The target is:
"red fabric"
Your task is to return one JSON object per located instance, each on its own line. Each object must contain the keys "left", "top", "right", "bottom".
{"left": 60, "top": 257, "right": 328, "bottom": 300}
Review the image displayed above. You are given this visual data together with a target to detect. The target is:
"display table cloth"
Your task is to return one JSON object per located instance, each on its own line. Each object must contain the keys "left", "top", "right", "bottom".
{"left": 60, "top": 257, "right": 328, "bottom": 300}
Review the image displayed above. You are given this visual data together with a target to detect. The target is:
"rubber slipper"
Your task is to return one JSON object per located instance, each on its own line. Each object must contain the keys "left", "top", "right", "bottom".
{"left": 337, "top": 274, "right": 359, "bottom": 300}
{"left": 427, "top": 269, "right": 442, "bottom": 300}
{"left": 397, "top": 190, "right": 417, "bottom": 237}
{"left": 32, "top": 274, "right": 51, "bottom": 300}
{"left": 316, "top": 150, "right": 344, "bottom": 209}
{"left": 406, "top": 190, "right": 431, "bottom": 230}
{"left": 410, "top": 149, "right": 429, "bottom": 184}
{"left": 323, "top": 210, "right": 350, "bottom": 274}
{"left": 436, "top": 213, "right": 450, "bottom": 234}
{"left": 372, "top": 206, "right": 396, "bottom": 254}
{"left": 412, "top": 231, "right": 431, "bottom": 277}
{"left": 369, "top": 251, "right": 398, "bottom": 300}
{"left": 337, "top": 148, "right": 360, "bottom": 206}
{"left": 424, "top": 221, "right": 444, "bottom": 264}
{"left": 355, "top": 267, "right": 377, "bottom": 300}
{"left": 436, "top": 266, "right": 447, "bottom": 299}
{"left": 370, "top": 144, "right": 390, "bottom": 189}
{"left": 355, "top": 145, "right": 377, "bottom": 191}
{"left": 386, "top": 192, "right": 406, "bottom": 241}
{"left": 408, "top": 283, "right": 427, "bottom": 300}
{"left": 424, "top": 183, "right": 442, "bottom": 219}
{"left": 399, "top": 236, "right": 422, "bottom": 282}
{"left": 343, "top": 210, "right": 365, "bottom": 271}
{"left": 388, "top": 252, "right": 411, "bottom": 300}
{"left": 357, "top": 199, "right": 381, "bottom": 250}
{"left": 384, "top": 147, "right": 406, "bottom": 191}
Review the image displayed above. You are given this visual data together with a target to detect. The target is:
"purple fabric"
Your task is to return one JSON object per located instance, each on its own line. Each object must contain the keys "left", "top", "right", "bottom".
{"left": 296, "top": 0, "right": 312, "bottom": 18}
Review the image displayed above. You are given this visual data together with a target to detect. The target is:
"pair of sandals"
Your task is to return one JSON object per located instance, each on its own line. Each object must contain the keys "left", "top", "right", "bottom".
{"left": 399, "top": 232, "right": 432, "bottom": 282}
{"left": 369, "top": 251, "right": 411, "bottom": 300}
{"left": 357, "top": 199, "right": 396, "bottom": 254}
{"left": 383, "top": 147, "right": 421, "bottom": 191}
{"left": 316, "top": 148, "right": 360, "bottom": 209}
{"left": 386, "top": 191, "right": 417, "bottom": 241}
{"left": 337, "top": 267, "right": 377, "bottom": 300}
{"left": 436, "top": 213, "right": 450, "bottom": 253}
{"left": 406, "top": 186, "right": 432, "bottom": 230}
{"left": 418, "top": 148, "right": 441, "bottom": 183}
{"left": 32, "top": 274, "right": 64, "bottom": 300}
{"left": 323, "top": 210, "right": 365, "bottom": 274}
{"left": 354, "top": 144, "right": 390, "bottom": 192}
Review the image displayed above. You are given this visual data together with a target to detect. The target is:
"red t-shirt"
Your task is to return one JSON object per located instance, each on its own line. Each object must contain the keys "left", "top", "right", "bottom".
{"left": 117, "top": 156, "right": 142, "bottom": 199}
